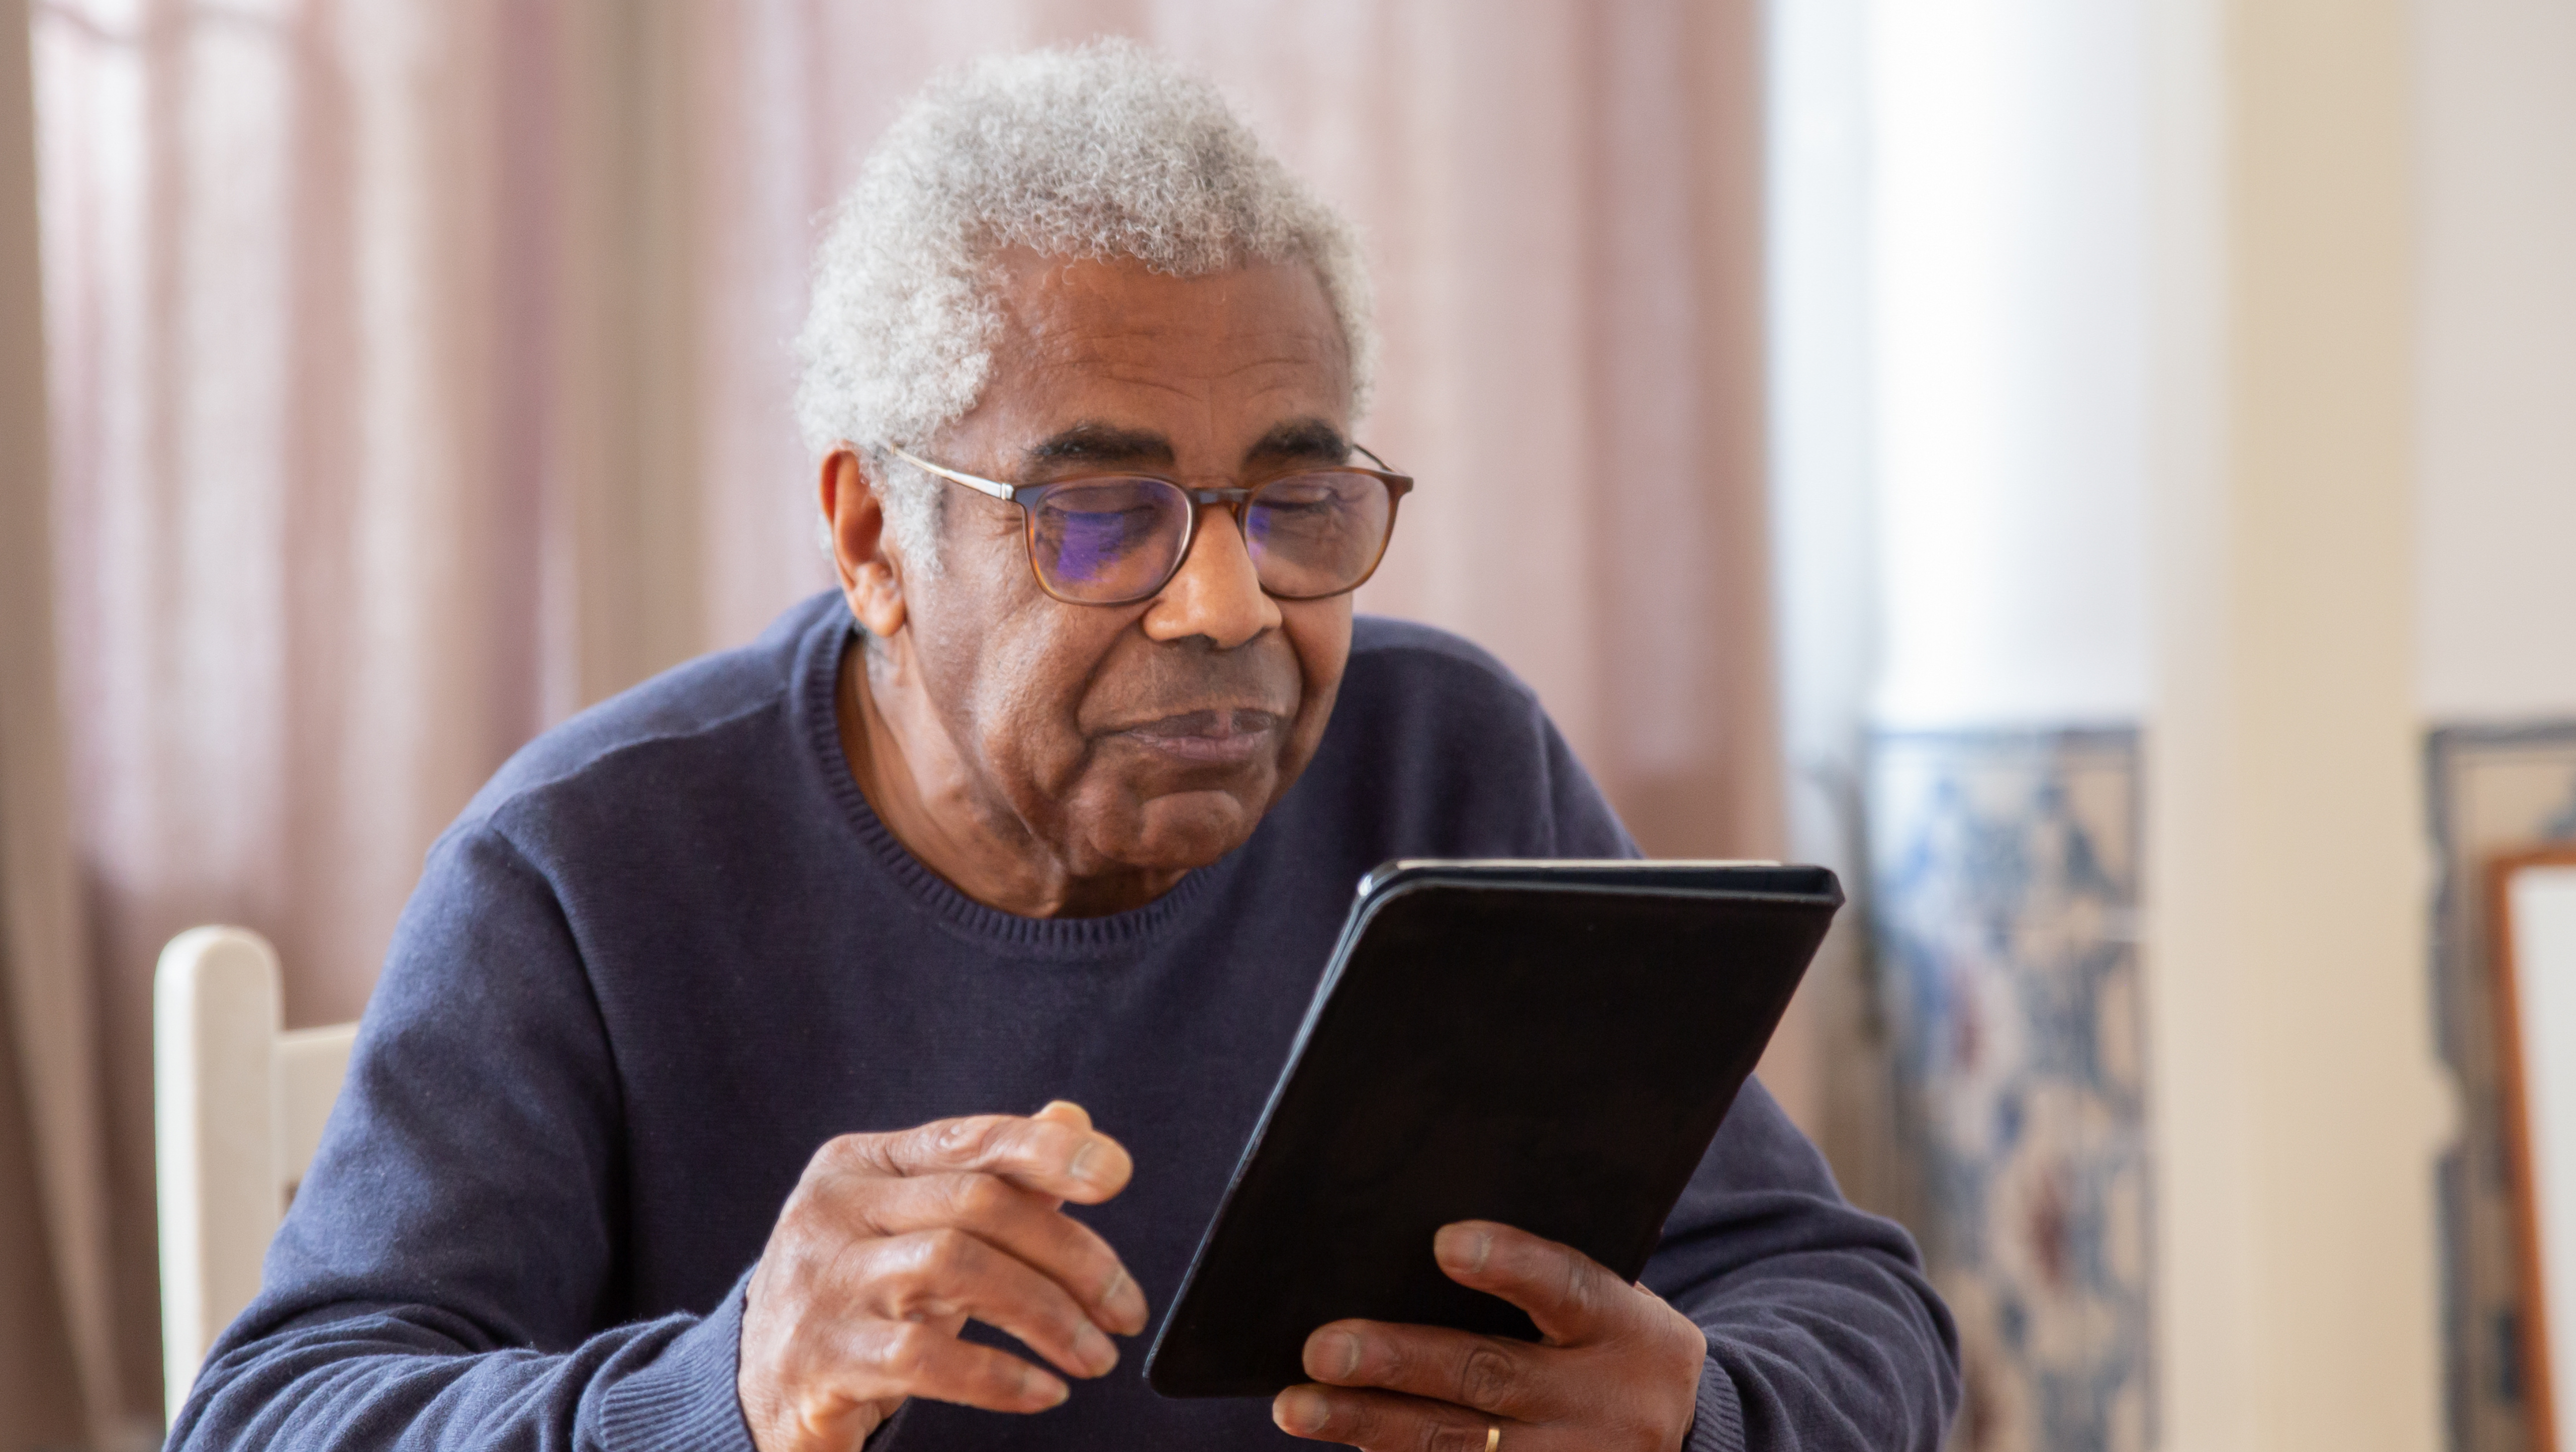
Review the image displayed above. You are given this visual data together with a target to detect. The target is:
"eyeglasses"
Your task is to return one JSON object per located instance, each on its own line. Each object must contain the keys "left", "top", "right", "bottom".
{"left": 886, "top": 442, "right": 1415, "bottom": 607}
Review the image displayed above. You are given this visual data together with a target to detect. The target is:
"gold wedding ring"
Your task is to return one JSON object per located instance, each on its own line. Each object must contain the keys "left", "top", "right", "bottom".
{"left": 1484, "top": 1428, "right": 1500, "bottom": 1452}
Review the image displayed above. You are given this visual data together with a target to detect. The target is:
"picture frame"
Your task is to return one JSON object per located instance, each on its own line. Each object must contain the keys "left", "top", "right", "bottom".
{"left": 2492, "top": 845, "right": 2576, "bottom": 1452}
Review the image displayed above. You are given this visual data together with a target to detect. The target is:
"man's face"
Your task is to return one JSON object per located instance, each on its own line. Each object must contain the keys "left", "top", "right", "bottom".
{"left": 886, "top": 253, "right": 1360, "bottom": 884}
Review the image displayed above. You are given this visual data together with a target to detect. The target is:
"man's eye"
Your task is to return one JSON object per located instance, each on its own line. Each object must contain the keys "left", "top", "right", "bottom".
{"left": 1259, "top": 480, "right": 1348, "bottom": 511}
{"left": 1260, "top": 503, "right": 1336, "bottom": 524}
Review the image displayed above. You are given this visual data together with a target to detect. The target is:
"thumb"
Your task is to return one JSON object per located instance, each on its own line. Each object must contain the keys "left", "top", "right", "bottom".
{"left": 1033, "top": 1100, "right": 1095, "bottom": 1132}
{"left": 1025, "top": 1101, "right": 1097, "bottom": 1210}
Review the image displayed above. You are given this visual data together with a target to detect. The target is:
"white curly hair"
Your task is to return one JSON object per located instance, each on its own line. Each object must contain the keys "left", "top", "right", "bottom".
{"left": 794, "top": 39, "right": 1378, "bottom": 571}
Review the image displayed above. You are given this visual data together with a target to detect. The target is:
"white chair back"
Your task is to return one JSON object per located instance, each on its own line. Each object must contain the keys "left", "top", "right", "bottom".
{"left": 153, "top": 926, "right": 357, "bottom": 1425}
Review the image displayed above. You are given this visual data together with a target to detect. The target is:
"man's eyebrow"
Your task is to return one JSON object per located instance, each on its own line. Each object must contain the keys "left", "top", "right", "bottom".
{"left": 1019, "top": 418, "right": 1351, "bottom": 474}
{"left": 1245, "top": 418, "right": 1351, "bottom": 465}
{"left": 1023, "top": 423, "right": 1175, "bottom": 470}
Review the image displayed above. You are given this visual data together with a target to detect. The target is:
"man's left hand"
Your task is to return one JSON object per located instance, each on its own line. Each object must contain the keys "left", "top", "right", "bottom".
{"left": 1270, "top": 1221, "right": 1708, "bottom": 1452}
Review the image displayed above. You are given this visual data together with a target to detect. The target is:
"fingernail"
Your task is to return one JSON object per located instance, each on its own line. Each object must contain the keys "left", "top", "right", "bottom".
{"left": 1072, "top": 1133, "right": 1123, "bottom": 1189}
{"left": 1103, "top": 1266, "right": 1148, "bottom": 1331}
{"left": 1273, "top": 1387, "right": 1329, "bottom": 1434}
{"left": 1074, "top": 1321, "right": 1119, "bottom": 1375}
{"left": 1437, "top": 1224, "right": 1492, "bottom": 1273}
{"left": 1323, "top": 1329, "right": 1362, "bottom": 1380}
{"left": 1026, "top": 1365, "right": 1071, "bottom": 1407}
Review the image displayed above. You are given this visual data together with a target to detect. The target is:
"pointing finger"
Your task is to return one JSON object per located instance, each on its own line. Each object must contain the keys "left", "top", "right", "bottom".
{"left": 830, "top": 1114, "right": 1134, "bottom": 1203}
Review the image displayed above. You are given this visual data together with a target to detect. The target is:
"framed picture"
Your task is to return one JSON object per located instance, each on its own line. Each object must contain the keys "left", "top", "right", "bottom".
{"left": 2493, "top": 845, "right": 2576, "bottom": 1452}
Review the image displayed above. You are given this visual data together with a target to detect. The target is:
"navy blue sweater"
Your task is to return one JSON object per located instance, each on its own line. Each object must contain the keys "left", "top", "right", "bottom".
{"left": 173, "top": 594, "right": 1958, "bottom": 1451}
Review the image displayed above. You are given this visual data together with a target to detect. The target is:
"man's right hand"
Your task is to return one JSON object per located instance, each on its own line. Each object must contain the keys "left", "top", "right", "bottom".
{"left": 738, "top": 1101, "right": 1148, "bottom": 1450}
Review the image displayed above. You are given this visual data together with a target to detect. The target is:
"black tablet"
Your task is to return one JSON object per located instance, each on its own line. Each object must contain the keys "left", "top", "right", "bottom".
{"left": 1142, "top": 858, "right": 1842, "bottom": 1398}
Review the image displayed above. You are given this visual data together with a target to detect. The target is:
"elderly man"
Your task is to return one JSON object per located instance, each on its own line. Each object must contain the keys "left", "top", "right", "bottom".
{"left": 176, "top": 41, "right": 1956, "bottom": 1452}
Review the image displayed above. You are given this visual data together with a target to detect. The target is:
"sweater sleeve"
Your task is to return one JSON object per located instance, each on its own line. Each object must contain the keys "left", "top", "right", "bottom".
{"left": 1644, "top": 1079, "right": 1962, "bottom": 1452}
{"left": 166, "top": 825, "right": 759, "bottom": 1452}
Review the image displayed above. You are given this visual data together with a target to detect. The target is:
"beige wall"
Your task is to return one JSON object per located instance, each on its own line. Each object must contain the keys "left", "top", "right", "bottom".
{"left": 2415, "top": 0, "right": 2576, "bottom": 722}
{"left": 2147, "top": 1, "right": 2452, "bottom": 1447}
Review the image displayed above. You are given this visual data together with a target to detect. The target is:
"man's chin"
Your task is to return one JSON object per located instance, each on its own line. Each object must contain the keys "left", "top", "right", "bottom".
{"left": 1088, "top": 786, "right": 1269, "bottom": 873}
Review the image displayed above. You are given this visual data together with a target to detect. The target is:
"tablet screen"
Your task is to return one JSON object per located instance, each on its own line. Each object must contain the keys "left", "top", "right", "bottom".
{"left": 1143, "top": 860, "right": 1840, "bottom": 1397}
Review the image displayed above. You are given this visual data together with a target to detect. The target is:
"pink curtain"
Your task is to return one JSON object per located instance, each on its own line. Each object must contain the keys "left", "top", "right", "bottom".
{"left": 16, "top": 0, "right": 1775, "bottom": 1433}
{"left": 6, "top": 4, "right": 121, "bottom": 1446}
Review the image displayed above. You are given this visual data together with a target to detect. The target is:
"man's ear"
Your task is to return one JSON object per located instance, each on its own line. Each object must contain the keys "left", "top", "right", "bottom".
{"left": 819, "top": 447, "right": 908, "bottom": 639}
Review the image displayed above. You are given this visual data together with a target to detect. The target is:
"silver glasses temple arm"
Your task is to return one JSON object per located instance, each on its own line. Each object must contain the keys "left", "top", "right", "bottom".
{"left": 888, "top": 439, "right": 1402, "bottom": 495}
{"left": 885, "top": 443, "right": 1016, "bottom": 502}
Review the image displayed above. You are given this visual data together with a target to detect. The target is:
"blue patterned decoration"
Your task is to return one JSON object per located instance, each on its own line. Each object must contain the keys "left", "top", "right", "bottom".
{"left": 2427, "top": 722, "right": 2576, "bottom": 1452}
{"left": 1868, "top": 729, "right": 2151, "bottom": 1452}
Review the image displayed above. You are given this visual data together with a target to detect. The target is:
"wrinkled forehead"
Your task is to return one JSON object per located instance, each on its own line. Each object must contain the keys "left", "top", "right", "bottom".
{"left": 958, "top": 252, "right": 1357, "bottom": 463}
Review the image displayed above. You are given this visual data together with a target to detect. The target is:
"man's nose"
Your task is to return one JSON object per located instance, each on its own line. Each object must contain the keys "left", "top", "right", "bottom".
{"left": 1140, "top": 505, "right": 1282, "bottom": 649}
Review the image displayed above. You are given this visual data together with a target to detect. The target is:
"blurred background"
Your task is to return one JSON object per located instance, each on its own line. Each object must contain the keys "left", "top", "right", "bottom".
{"left": 0, "top": 1, "right": 2569, "bottom": 1448}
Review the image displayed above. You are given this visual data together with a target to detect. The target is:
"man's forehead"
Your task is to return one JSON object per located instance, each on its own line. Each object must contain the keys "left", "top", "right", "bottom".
{"left": 969, "top": 252, "right": 1355, "bottom": 465}
{"left": 997, "top": 253, "right": 1345, "bottom": 354}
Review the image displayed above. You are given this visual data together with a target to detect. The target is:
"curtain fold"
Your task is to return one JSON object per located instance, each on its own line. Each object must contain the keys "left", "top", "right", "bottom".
{"left": 23, "top": 0, "right": 1779, "bottom": 1429}
{"left": 3, "top": 2, "right": 125, "bottom": 1446}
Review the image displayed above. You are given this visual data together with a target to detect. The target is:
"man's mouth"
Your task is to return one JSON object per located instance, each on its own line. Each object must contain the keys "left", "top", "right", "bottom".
{"left": 1116, "top": 708, "right": 1284, "bottom": 765}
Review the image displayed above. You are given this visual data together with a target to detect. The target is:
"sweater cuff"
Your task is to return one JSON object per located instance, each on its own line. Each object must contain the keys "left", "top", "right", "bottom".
{"left": 597, "top": 1273, "right": 759, "bottom": 1452}
{"left": 1683, "top": 1339, "right": 1746, "bottom": 1452}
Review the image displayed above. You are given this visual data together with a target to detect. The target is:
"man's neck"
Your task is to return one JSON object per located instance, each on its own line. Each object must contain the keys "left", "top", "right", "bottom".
{"left": 833, "top": 634, "right": 1186, "bottom": 918}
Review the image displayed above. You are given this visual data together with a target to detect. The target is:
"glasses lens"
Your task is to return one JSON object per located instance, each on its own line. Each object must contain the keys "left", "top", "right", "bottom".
{"left": 1027, "top": 478, "right": 1193, "bottom": 603}
{"left": 1245, "top": 472, "right": 1394, "bottom": 598}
